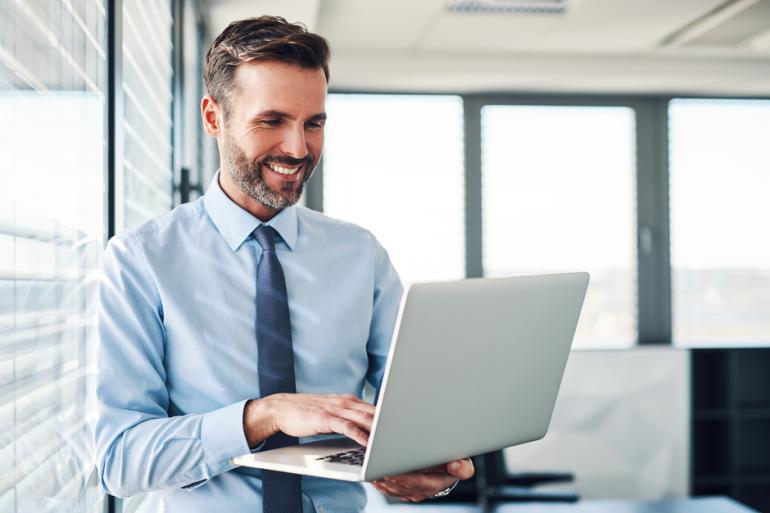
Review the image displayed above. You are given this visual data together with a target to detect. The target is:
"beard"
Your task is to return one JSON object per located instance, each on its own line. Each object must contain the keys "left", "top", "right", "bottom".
{"left": 222, "top": 133, "right": 315, "bottom": 209}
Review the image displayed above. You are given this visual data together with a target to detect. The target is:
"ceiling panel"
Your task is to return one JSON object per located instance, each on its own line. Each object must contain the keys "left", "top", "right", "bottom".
{"left": 316, "top": 0, "right": 446, "bottom": 51}
{"left": 419, "top": 0, "right": 728, "bottom": 54}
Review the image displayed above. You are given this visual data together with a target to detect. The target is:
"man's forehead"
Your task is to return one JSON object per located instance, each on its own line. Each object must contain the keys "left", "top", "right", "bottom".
{"left": 231, "top": 61, "right": 327, "bottom": 119}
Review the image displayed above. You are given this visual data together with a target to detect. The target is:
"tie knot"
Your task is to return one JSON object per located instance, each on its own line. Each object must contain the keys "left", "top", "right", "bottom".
{"left": 253, "top": 225, "right": 277, "bottom": 252}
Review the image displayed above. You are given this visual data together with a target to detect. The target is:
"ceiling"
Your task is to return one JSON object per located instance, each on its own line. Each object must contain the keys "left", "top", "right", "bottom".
{"left": 204, "top": 0, "right": 770, "bottom": 95}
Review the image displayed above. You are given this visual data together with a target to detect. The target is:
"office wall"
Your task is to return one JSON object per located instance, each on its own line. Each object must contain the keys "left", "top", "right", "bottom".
{"left": 505, "top": 348, "right": 690, "bottom": 500}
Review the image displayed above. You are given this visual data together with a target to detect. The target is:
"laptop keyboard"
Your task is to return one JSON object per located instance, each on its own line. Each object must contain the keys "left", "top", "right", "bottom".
{"left": 316, "top": 448, "right": 365, "bottom": 466}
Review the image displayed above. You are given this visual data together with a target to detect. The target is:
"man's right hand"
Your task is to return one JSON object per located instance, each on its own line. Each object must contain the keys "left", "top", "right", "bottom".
{"left": 243, "top": 393, "right": 374, "bottom": 449}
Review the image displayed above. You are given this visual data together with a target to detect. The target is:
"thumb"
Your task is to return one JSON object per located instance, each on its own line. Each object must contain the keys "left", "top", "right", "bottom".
{"left": 446, "top": 459, "right": 474, "bottom": 480}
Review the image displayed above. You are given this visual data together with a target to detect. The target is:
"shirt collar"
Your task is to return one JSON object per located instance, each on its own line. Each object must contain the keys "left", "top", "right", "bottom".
{"left": 203, "top": 170, "right": 298, "bottom": 252}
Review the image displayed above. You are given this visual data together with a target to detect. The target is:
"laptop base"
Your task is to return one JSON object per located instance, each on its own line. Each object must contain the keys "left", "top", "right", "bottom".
{"left": 232, "top": 437, "right": 365, "bottom": 481}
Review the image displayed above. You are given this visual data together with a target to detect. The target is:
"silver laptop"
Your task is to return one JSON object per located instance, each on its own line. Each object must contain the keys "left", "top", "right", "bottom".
{"left": 232, "top": 272, "right": 589, "bottom": 482}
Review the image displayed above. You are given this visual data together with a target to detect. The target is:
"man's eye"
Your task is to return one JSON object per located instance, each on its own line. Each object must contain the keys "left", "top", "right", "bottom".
{"left": 305, "top": 121, "right": 324, "bottom": 130}
{"left": 261, "top": 119, "right": 282, "bottom": 126}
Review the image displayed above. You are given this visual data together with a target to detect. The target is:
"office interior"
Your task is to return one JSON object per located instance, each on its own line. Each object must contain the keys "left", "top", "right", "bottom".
{"left": 1, "top": 0, "right": 769, "bottom": 512}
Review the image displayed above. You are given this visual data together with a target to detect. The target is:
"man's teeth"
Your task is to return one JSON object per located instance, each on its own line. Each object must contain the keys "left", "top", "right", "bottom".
{"left": 266, "top": 163, "right": 300, "bottom": 175}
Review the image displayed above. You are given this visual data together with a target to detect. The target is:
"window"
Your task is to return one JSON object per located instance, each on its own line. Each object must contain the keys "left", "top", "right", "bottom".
{"left": 0, "top": 0, "right": 107, "bottom": 511}
{"left": 670, "top": 99, "right": 770, "bottom": 346}
{"left": 323, "top": 94, "right": 465, "bottom": 286}
{"left": 121, "top": 0, "right": 174, "bottom": 230}
{"left": 481, "top": 105, "right": 637, "bottom": 348}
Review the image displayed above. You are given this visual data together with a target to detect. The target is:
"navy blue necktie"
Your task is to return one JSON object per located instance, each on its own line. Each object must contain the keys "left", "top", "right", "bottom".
{"left": 254, "top": 225, "right": 302, "bottom": 513}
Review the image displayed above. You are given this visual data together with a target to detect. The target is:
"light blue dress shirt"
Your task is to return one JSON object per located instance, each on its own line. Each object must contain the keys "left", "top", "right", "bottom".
{"left": 94, "top": 172, "right": 403, "bottom": 512}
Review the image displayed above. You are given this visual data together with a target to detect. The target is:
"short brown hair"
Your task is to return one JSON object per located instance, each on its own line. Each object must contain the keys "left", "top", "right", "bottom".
{"left": 204, "top": 16, "right": 330, "bottom": 115}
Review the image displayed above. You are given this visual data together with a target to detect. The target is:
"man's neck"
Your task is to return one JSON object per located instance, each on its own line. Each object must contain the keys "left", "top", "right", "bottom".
{"left": 218, "top": 170, "right": 282, "bottom": 222}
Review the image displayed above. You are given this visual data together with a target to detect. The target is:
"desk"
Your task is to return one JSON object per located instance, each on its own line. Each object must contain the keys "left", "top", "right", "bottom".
{"left": 494, "top": 497, "right": 758, "bottom": 513}
{"left": 365, "top": 496, "right": 757, "bottom": 513}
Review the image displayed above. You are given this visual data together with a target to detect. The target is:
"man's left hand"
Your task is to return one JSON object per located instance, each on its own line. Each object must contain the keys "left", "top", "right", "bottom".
{"left": 371, "top": 458, "right": 474, "bottom": 502}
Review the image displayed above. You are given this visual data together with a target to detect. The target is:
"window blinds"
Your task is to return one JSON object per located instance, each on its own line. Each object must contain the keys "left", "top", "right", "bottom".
{"left": 121, "top": 0, "right": 175, "bottom": 230}
{"left": 1, "top": 1, "right": 104, "bottom": 512}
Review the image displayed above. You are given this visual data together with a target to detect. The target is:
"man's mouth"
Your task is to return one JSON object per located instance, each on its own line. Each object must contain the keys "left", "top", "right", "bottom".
{"left": 264, "top": 162, "right": 302, "bottom": 175}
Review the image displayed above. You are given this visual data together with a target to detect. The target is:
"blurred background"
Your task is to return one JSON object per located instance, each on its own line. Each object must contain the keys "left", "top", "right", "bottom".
{"left": 1, "top": 0, "right": 769, "bottom": 512}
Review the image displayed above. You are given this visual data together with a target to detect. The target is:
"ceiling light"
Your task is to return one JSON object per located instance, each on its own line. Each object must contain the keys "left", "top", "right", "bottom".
{"left": 660, "top": 0, "right": 759, "bottom": 47}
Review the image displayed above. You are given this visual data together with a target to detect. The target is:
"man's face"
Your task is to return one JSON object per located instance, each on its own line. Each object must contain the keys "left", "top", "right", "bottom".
{"left": 217, "top": 61, "right": 327, "bottom": 210}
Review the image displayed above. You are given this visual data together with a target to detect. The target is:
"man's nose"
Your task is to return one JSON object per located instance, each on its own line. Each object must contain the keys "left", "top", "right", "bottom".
{"left": 280, "top": 124, "right": 309, "bottom": 159}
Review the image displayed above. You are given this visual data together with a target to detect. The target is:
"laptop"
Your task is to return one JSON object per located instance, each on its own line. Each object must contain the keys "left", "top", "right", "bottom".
{"left": 232, "top": 272, "right": 590, "bottom": 482}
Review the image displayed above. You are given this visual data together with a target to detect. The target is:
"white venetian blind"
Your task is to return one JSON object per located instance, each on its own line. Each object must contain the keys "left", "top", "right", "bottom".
{"left": 121, "top": 0, "right": 175, "bottom": 230}
{"left": 0, "top": 0, "right": 107, "bottom": 511}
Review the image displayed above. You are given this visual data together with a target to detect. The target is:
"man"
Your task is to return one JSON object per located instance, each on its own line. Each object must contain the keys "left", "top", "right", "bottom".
{"left": 95, "top": 16, "right": 474, "bottom": 512}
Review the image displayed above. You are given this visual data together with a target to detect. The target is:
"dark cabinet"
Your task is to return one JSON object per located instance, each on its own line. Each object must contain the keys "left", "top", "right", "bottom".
{"left": 692, "top": 349, "right": 770, "bottom": 512}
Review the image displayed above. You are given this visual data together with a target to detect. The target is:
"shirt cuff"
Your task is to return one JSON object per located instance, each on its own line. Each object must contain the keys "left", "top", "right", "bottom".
{"left": 200, "top": 399, "right": 252, "bottom": 474}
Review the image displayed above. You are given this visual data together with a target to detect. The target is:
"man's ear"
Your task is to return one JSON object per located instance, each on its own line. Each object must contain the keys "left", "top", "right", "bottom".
{"left": 201, "top": 95, "right": 222, "bottom": 136}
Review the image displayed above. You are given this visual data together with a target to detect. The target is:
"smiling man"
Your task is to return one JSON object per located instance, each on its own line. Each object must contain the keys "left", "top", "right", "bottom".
{"left": 94, "top": 16, "right": 473, "bottom": 513}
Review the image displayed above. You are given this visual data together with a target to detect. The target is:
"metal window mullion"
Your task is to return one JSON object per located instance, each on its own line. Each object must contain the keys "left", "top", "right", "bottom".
{"left": 635, "top": 98, "right": 672, "bottom": 345}
{"left": 172, "top": 0, "right": 184, "bottom": 206}
{"left": 107, "top": 0, "right": 124, "bottom": 239}
{"left": 106, "top": 0, "right": 123, "bottom": 510}
{"left": 463, "top": 95, "right": 483, "bottom": 279}
{"left": 194, "top": 4, "right": 207, "bottom": 191}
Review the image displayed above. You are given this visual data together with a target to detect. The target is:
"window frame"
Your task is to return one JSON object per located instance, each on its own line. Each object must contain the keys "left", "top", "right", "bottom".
{"left": 474, "top": 97, "right": 648, "bottom": 347}
{"left": 473, "top": 95, "right": 670, "bottom": 347}
{"left": 471, "top": 94, "right": 671, "bottom": 347}
{"left": 667, "top": 96, "right": 770, "bottom": 347}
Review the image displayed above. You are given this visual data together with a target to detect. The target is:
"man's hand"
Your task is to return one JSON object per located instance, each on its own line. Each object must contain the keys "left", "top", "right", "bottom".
{"left": 371, "top": 458, "right": 475, "bottom": 502}
{"left": 243, "top": 393, "right": 374, "bottom": 448}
